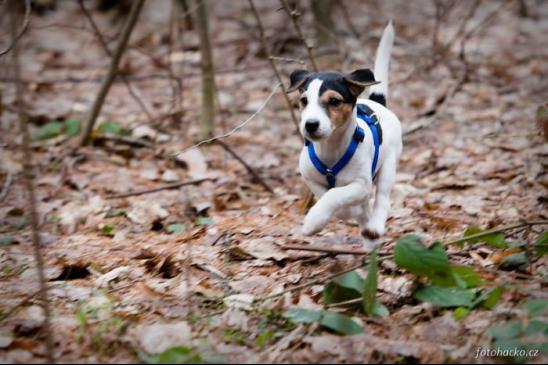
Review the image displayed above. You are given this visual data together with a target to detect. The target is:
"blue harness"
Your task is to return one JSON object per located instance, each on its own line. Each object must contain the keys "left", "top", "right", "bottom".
{"left": 305, "top": 103, "right": 382, "bottom": 189}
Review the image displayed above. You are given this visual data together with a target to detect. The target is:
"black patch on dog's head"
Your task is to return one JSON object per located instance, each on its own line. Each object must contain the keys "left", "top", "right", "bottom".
{"left": 287, "top": 69, "right": 379, "bottom": 105}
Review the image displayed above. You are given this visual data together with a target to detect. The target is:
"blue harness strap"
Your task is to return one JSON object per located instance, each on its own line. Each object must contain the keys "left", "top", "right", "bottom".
{"left": 306, "top": 103, "right": 382, "bottom": 189}
{"left": 356, "top": 103, "right": 382, "bottom": 178}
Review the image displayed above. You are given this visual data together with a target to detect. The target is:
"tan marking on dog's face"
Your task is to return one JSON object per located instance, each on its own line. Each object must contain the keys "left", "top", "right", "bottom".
{"left": 320, "top": 90, "right": 353, "bottom": 129}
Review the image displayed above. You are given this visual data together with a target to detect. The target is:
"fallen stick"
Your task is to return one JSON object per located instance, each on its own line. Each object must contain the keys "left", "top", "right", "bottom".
{"left": 215, "top": 139, "right": 274, "bottom": 194}
{"left": 259, "top": 259, "right": 369, "bottom": 301}
{"left": 106, "top": 177, "right": 212, "bottom": 199}
{"left": 282, "top": 243, "right": 372, "bottom": 256}
{"left": 95, "top": 134, "right": 155, "bottom": 149}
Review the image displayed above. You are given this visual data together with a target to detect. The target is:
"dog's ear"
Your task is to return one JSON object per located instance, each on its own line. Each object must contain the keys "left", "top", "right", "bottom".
{"left": 343, "top": 69, "right": 380, "bottom": 97}
{"left": 287, "top": 69, "right": 310, "bottom": 93}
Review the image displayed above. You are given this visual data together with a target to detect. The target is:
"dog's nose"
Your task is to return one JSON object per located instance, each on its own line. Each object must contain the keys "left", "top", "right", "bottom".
{"left": 305, "top": 119, "right": 320, "bottom": 133}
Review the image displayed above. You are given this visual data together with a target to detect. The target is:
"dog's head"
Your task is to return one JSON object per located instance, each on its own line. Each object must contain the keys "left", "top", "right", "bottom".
{"left": 287, "top": 69, "right": 379, "bottom": 140}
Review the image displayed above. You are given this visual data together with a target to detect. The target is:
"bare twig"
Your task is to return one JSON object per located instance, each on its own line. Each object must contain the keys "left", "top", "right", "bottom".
{"left": 279, "top": 0, "right": 320, "bottom": 71}
{"left": 339, "top": 0, "right": 360, "bottom": 39}
{"left": 282, "top": 243, "right": 385, "bottom": 256}
{"left": 248, "top": 0, "right": 302, "bottom": 139}
{"left": 105, "top": 177, "right": 212, "bottom": 199}
{"left": 259, "top": 259, "right": 369, "bottom": 301}
{"left": 94, "top": 134, "right": 155, "bottom": 149}
{"left": 80, "top": 0, "right": 145, "bottom": 146}
{"left": 0, "top": 290, "right": 41, "bottom": 324}
{"left": 0, "top": 172, "right": 13, "bottom": 201}
{"left": 0, "top": 0, "right": 30, "bottom": 57}
{"left": 77, "top": 0, "right": 154, "bottom": 121}
{"left": 269, "top": 56, "right": 306, "bottom": 65}
{"left": 443, "top": 220, "right": 548, "bottom": 247}
{"left": 173, "top": 82, "right": 281, "bottom": 155}
{"left": 215, "top": 140, "right": 275, "bottom": 194}
{"left": 194, "top": 0, "right": 216, "bottom": 138}
{"left": 9, "top": 0, "right": 54, "bottom": 359}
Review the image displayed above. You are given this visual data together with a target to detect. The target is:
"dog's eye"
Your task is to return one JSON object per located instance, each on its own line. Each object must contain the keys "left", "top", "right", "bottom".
{"left": 300, "top": 97, "right": 308, "bottom": 107}
{"left": 329, "top": 97, "right": 342, "bottom": 107}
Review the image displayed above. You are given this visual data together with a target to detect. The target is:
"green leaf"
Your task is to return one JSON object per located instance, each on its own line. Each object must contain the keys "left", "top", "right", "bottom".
{"left": 255, "top": 330, "right": 275, "bottom": 347}
{"left": 453, "top": 307, "right": 470, "bottom": 320}
{"left": 536, "top": 231, "right": 548, "bottom": 256}
{"left": 462, "top": 227, "right": 507, "bottom": 248}
{"left": 31, "top": 121, "right": 63, "bottom": 141}
{"left": 414, "top": 285, "right": 476, "bottom": 308}
{"left": 146, "top": 346, "right": 202, "bottom": 364}
{"left": 104, "top": 209, "right": 126, "bottom": 218}
{"left": 362, "top": 249, "right": 378, "bottom": 316}
{"left": 101, "top": 225, "right": 115, "bottom": 236}
{"left": 324, "top": 271, "right": 364, "bottom": 305}
{"left": 166, "top": 223, "right": 185, "bottom": 234}
{"left": 488, "top": 320, "right": 522, "bottom": 340}
{"left": 451, "top": 265, "right": 482, "bottom": 288}
{"left": 0, "top": 236, "right": 13, "bottom": 245}
{"left": 283, "top": 309, "right": 364, "bottom": 335}
{"left": 522, "top": 299, "right": 548, "bottom": 318}
{"left": 524, "top": 320, "right": 548, "bottom": 337}
{"left": 499, "top": 252, "right": 527, "bottom": 270}
{"left": 98, "top": 121, "right": 123, "bottom": 135}
{"left": 480, "top": 286, "right": 504, "bottom": 309}
{"left": 64, "top": 119, "right": 81, "bottom": 137}
{"left": 394, "top": 235, "right": 455, "bottom": 287}
{"left": 372, "top": 302, "right": 390, "bottom": 317}
{"left": 195, "top": 217, "right": 214, "bottom": 226}
{"left": 76, "top": 306, "right": 87, "bottom": 328}
{"left": 283, "top": 308, "right": 322, "bottom": 324}
{"left": 319, "top": 311, "right": 364, "bottom": 335}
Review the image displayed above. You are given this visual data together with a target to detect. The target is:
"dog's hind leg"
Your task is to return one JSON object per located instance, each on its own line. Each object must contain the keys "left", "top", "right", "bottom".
{"left": 361, "top": 153, "right": 397, "bottom": 241}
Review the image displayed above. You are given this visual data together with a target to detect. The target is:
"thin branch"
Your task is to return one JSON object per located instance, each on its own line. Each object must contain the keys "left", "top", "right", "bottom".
{"left": 194, "top": 0, "right": 216, "bottom": 138}
{"left": 443, "top": 220, "right": 548, "bottom": 247}
{"left": 269, "top": 56, "right": 306, "bottom": 65}
{"left": 339, "top": 0, "right": 360, "bottom": 39}
{"left": 215, "top": 140, "right": 275, "bottom": 194}
{"left": 105, "top": 177, "right": 212, "bottom": 199}
{"left": 279, "top": 0, "right": 320, "bottom": 72}
{"left": 77, "top": 0, "right": 154, "bottom": 121}
{"left": 10, "top": 0, "right": 54, "bottom": 359}
{"left": 248, "top": 0, "right": 302, "bottom": 139}
{"left": 282, "top": 243, "right": 385, "bottom": 256}
{"left": 259, "top": 259, "right": 369, "bottom": 301}
{"left": 94, "top": 134, "right": 155, "bottom": 149}
{"left": 173, "top": 82, "right": 281, "bottom": 156}
{"left": 80, "top": 0, "right": 145, "bottom": 146}
{"left": 0, "top": 0, "right": 31, "bottom": 57}
{"left": 0, "top": 172, "right": 13, "bottom": 201}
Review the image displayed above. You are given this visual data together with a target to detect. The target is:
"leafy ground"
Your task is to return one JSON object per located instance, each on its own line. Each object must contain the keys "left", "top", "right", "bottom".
{"left": 1, "top": 0, "right": 547, "bottom": 363}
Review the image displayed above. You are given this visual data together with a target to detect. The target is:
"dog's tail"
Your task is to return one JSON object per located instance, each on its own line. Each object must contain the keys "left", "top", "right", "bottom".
{"left": 368, "top": 21, "right": 394, "bottom": 107}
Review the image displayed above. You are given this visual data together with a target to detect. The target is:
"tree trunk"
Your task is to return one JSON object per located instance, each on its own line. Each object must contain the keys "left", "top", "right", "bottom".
{"left": 194, "top": 0, "right": 216, "bottom": 138}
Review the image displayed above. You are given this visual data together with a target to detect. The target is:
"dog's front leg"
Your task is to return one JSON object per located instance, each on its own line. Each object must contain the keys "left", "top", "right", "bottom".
{"left": 302, "top": 179, "right": 371, "bottom": 236}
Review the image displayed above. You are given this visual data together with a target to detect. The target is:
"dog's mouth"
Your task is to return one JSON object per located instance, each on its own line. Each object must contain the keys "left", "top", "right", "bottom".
{"left": 304, "top": 131, "right": 328, "bottom": 141}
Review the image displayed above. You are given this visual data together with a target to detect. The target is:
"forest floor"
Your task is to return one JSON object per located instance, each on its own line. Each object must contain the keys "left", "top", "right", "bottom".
{"left": 1, "top": 0, "right": 547, "bottom": 363}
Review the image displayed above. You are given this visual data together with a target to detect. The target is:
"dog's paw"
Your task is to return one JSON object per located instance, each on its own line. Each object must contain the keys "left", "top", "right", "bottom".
{"left": 361, "top": 237, "right": 380, "bottom": 252}
{"left": 361, "top": 220, "right": 385, "bottom": 240}
{"left": 302, "top": 206, "right": 330, "bottom": 236}
{"left": 361, "top": 228, "right": 381, "bottom": 240}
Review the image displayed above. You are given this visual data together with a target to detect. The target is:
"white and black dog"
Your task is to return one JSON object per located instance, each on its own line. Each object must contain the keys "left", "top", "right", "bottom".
{"left": 287, "top": 22, "right": 402, "bottom": 250}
